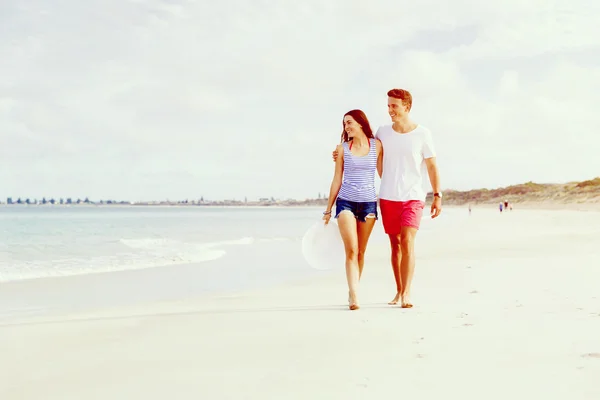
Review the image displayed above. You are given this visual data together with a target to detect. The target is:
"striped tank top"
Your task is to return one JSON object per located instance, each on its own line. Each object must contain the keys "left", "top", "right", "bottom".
{"left": 337, "top": 139, "right": 377, "bottom": 202}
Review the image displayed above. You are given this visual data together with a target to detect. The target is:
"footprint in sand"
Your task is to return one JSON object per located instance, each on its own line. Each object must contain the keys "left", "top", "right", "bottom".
{"left": 412, "top": 337, "right": 425, "bottom": 345}
{"left": 581, "top": 353, "right": 600, "bottom": 359}
{"left": 457, "top": 313, "right": 473, "bottom": 327}
{"left": 469, "top": 290, "right": 479, "bottom": 294}
{"left": 356, "top": 377, "right": 369, "bottom": 388}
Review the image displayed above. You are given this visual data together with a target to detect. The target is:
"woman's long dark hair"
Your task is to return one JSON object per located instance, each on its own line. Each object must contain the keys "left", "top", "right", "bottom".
{"left": 340, "top": 109, "right": 374, "bottom": 143}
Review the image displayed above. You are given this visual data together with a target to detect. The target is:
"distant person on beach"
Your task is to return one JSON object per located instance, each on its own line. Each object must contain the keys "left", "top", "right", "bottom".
{"left": 332, "top": 89, "right": 442, "bottom": 308}
{"left": 323, "top": 109, "right": 383, "bottom": 311}
{"left": 499, "top": 202, "right": 504, "bottom": 212}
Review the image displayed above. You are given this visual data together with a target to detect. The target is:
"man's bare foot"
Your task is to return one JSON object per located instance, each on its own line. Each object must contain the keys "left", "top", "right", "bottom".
{"left": 388, "top": 292, "right": 401, "bottom": 305}
{"left": 401, "top": 294, "right": 413, "bottom": 308}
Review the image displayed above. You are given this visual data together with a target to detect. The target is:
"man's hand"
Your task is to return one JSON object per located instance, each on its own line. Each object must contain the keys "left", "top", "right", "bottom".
{"left": 424, "top": 157, "right": 441, "bottom": 219}
{"left": 332, "top": 148, "right": 339, "bottom": 162}
{"left": 430, "top": 197, "right": 442, "bottom": 218}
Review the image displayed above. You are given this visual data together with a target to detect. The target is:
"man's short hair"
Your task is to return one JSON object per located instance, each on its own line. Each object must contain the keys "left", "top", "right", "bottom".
{"left": 387, "top": 88, "right": 412, "bottom": 111}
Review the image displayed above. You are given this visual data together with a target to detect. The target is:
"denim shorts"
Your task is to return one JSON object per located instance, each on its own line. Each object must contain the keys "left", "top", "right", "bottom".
{"left": 335, "top": 198, "right": 378, "bottom": 222}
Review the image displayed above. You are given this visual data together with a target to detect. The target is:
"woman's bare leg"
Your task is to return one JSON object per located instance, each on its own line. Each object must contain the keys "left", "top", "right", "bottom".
{"left": 356, "top": 214, "right": 377, "bottom": 279}
{"left": 337, "top": 211, "right": 360, "bottom": 310}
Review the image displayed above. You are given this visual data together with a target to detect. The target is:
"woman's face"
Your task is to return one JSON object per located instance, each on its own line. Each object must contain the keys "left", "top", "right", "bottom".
{"left": 343, "top": 115, "right": 363, "bottom": 138}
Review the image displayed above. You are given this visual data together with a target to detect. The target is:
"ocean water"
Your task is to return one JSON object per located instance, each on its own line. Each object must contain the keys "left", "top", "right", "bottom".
{"left": 4, "top": 204, "right": 595, "bottom": 284}
{"left": 0, "top": 206, "right": 327, "bottom": 282}
{"left": 0, "top": 205, "right": 344, "bottom": 318}
{"left": 0, "top": 204, "right": 466, "bottom": 283}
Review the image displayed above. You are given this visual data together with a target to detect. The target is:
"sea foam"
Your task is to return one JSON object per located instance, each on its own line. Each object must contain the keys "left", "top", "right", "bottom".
{"left": 0, "top": 236, "right": 255, "bottom": 282}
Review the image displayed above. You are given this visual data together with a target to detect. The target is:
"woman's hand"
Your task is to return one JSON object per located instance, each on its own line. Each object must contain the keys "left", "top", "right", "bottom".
{"left": 322, "top": 211, "right": 332, "bottom": 225}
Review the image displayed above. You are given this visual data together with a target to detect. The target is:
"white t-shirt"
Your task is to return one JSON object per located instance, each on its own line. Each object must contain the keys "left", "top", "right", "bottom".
{"left": 375, "top": 124, "right": 436, "bottom": 202}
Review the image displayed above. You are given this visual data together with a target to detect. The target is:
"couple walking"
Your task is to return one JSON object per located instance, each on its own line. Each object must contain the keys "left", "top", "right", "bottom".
{"left": 323, "top": 88, "right": 442, "bottom": 310}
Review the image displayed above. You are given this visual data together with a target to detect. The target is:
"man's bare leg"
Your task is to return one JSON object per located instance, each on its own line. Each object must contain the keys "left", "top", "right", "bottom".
{"left": 399, "top": 226, "right": 418, "bottom": 308}
{"left": 388, "top": 234, "right": 402, "bottom": 304}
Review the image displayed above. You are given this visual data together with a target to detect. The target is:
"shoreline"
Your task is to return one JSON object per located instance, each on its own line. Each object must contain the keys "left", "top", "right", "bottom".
{"left": 1, "top": 201, "right": 599, "bottom": 211}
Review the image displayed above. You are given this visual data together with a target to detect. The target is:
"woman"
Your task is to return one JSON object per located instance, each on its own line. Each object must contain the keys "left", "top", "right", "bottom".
{"left": 323, "top": 109, "right": 383, "bottom": 310}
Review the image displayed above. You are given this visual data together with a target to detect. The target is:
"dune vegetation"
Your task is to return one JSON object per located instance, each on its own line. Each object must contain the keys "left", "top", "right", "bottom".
{"left": 430, "top": 177, "right": 600, "bottom": 205}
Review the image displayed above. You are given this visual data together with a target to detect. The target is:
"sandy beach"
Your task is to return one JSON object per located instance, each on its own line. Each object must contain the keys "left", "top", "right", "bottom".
{"left": 1, "top": 207, "right": 599, "bottom": 399}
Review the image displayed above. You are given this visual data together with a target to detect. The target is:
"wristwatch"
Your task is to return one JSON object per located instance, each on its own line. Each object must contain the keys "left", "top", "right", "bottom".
{"left": 433, "top": 192, "right": 443, "bottom": 199}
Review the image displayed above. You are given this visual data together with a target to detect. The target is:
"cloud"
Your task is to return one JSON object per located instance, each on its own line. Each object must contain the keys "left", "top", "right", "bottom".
{"left": 1, "top": 0, "right": 599, "bottom": 200}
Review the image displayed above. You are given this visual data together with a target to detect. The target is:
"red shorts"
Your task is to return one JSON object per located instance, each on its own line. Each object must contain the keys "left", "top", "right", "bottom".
{"left": 379, "top": 199, "right": 425, "bottom": 233}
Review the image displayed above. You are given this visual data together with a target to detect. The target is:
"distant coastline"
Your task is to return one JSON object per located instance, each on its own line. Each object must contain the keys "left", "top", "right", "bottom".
{"left": 2, "top": 177, "right": 599, "bottom": 209}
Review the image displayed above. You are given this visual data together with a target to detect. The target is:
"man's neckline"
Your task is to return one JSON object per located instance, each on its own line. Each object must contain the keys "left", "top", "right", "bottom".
{"left": 391, "top": 123, "right": 419, "bottom": 135}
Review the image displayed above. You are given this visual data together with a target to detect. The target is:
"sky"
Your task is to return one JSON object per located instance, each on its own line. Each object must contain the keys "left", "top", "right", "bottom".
{"left": 1, "top": 0, "right": 599, "bottom": 202}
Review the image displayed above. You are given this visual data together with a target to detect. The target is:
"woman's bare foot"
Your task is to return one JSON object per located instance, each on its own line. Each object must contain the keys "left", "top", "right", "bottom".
{"left": 388, "top": 292, "right": 401, "bottom": 305}
{"left": 349, "top": 291, "right": 359, "bottom": 310}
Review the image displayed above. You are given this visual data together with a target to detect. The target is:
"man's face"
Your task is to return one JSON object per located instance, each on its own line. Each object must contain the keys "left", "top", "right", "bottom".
{"left": 387, "top": 97, "right": 408, "bottom": 121}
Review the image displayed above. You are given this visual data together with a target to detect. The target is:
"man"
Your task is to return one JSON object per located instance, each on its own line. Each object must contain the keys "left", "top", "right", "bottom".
{"left": 333, "top": 88, "right": 442, "bottom": 308}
